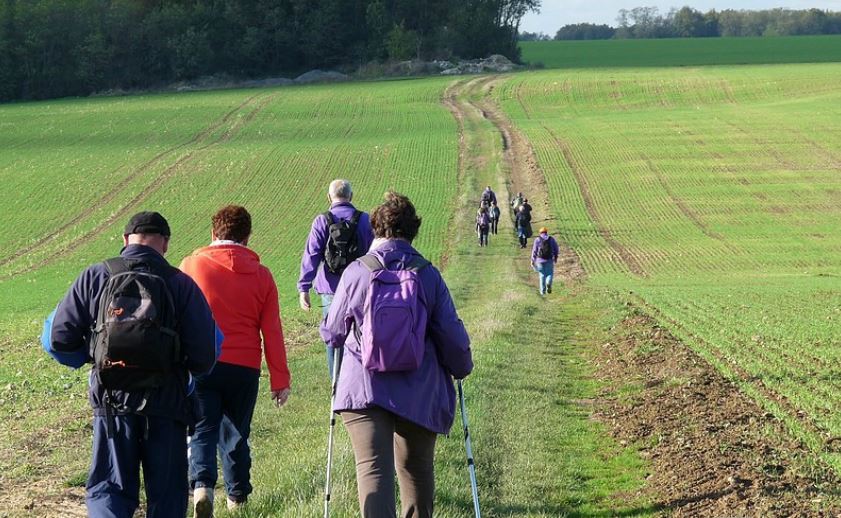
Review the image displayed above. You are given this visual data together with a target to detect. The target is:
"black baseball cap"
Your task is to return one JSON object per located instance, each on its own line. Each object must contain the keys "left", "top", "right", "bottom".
{"left": 124, "top": 211, "right": 171, "bottom": 237}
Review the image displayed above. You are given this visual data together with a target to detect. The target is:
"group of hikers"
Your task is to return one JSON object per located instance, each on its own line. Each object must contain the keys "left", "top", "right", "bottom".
{"left": 474, "top": 186, "right": 500, "bottom": 246}
{"left": 477, "top": 186, "right": 560, "bottom": 295}
{"left": 42, "top": 179, "right": 473, "bottom": 518}
{"left": 41, "top": 178, "right": 560, "bottom": 517}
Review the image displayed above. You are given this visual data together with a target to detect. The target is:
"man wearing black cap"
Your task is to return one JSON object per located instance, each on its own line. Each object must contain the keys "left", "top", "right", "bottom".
{"left": 42, "top": 211, "right": 218, "bottom": 518}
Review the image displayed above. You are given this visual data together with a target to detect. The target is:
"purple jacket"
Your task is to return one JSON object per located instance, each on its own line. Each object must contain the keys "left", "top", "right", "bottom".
{"left": 298, "top": 201, "right": 374, "bottom": 295}
{"left": 319, "top": 239, "right": 473, "bottom": 434}
{"left": 532, "top": 233, "right": 560, "bottom": 264}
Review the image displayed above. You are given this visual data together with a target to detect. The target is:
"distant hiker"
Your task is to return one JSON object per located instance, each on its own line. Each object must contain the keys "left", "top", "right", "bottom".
{"left": 179, "top": 206, "right": 291, "bottom": 516}
{"left": 490, "top": 202, "right": 501, "bottom": 235}
{"left": 531, "top": 227, "right": 560, "bottom": 295}
{"left": 476, "top": 206, "right": 490, "bottom": 247}
{"left": 521, "top": 198, "right": 533, "bottom": 219}
{"left": 516, "top": 204, "right": 532, "bottom": 249}
{"left": 41, "top": 211, "right": 218, "bottom": 518}
{"left": 321, "top": 191, "right": 473, "bottom": 518}
{"left": 480, "top": 185, "right": 497, "bottom": 207}
{"left": 298, "top": 179, "right": 374, "bottom": 378}
{"left": 511, "top": 191, "right": 524, "bottom": 212}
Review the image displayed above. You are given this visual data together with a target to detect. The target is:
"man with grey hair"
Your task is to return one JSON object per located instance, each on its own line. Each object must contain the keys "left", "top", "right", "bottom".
{"left": 298, "top": 179, "right": 374, "bottom": 377}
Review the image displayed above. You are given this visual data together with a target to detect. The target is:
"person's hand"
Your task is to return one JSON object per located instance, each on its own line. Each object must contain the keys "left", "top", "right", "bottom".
{"left": 299, "top": 292, "right": 311, "bottom": 311}
{"left": 271, "top": 388, "right": 291, "bottom": 407}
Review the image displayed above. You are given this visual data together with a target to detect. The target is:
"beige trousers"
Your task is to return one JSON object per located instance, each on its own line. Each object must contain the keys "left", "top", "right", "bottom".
{"left": 341, "top": 407, "right": 437, "bottom": 518}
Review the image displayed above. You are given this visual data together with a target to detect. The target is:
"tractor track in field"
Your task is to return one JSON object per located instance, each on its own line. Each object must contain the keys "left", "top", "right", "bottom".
{"left": 539, "top": 123, "right": 647, "bottom": 277}
{"left": 640, "top": 156, "right": 739, "bottom": 251}
{"left": 439, "top": 80, "right": 470, "bottom": 272}
{"left": 5, "top": 93, "right": 276, "bottom": 278}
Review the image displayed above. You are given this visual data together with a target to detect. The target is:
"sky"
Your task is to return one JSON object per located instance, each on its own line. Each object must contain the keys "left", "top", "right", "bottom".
{"left": 520, "top": 0, "right": 841, "bottom": 34}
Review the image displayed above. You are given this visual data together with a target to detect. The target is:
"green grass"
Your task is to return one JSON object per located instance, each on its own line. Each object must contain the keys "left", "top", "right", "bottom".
{"left": 520, "top": 35, "right": 841, "bottom": 69}
{"left": 0, "top": 75, "right": 654, "bottom": 515}
{"left": 0, "top": 77, "right": 461, "bottom": 512}
{"left": 493, "top": 63, "right": 841, "bottom": 473}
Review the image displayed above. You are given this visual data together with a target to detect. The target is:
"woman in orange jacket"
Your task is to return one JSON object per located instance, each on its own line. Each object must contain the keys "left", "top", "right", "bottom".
{"left": 179, "top": 205, "right": 291, "bottom": 517}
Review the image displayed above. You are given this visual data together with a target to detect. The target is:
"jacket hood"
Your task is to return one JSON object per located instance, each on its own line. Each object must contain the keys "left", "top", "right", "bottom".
{"left": 191, "top": 244, "right": 261, "bottom": 274}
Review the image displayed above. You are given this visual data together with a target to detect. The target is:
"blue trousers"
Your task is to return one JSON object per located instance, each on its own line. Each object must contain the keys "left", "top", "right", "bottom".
{"left": 189, "top": 362, "right": 260, "bottom": 502}
{"left": 87, "top": 414, "right": 188, "bottom": 518}
{"left": 535, "top": 261, "right": 554, "bottom": 295}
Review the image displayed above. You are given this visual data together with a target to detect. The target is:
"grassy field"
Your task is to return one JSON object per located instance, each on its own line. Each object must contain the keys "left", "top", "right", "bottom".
{"left": 3, "top": 38, "right": 841, "bottom": 515}
{"left": 0, "top": 75, "right": 656, "bottom": 515}
{"left": 0, "top": 77, "right": 463, "bottom": 513}
{"left": 520, "top": 35, "right": 841, "bottom": 68}
{"left": 493, "top": 63, "right": 841, "bottom": 473}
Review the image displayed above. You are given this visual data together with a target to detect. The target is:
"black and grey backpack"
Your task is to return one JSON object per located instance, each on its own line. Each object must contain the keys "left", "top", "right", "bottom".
{"left": 89, "top": 258, "right": 180, "bottom": 391}
{"left": 323, "top": 210, "right": 363, "bottom": 275}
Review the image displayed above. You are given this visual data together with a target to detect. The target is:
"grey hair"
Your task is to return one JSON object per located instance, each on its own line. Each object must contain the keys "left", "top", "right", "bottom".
{"left": 328, "top": 179, "right": 352, "bottom": 201}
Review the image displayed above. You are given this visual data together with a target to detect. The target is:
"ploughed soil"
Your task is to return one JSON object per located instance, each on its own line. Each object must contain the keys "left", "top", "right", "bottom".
{"left": 594, "top": 310, "right": 841, "bottom": 516}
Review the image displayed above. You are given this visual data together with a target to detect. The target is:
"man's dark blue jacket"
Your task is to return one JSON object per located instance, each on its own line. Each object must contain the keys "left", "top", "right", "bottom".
{"left": 46, "top": 244, "right": 217, "bottom": 424}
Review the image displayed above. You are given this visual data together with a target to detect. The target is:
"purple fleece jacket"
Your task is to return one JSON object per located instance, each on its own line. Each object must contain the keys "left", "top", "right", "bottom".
{"left": 319, "top": 239, "right": 473, "bottom": 434}
{"left": 531, "top": 233, "right": 560, "bottom": 264}
{"left": 298, "top": 201, "right": 374, "bottom": 295}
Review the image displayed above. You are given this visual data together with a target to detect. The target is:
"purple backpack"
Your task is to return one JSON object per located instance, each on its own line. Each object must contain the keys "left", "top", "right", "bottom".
{"left": 357, "top": 255, "right": 429, "bottom": 372}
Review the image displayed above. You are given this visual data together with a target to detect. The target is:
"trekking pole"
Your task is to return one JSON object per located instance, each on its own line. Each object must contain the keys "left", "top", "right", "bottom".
{"left": 324, "top": 347, "right": 343, "bottom": 518}
{"left": 457, "top": 379, "right": 481, "bottom": 518}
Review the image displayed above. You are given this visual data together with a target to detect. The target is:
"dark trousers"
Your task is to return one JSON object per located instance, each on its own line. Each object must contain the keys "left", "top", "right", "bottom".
{"left": 87, "top": 414, "right": 188, "bottom": 518}
{"left": 342, "top": 407, "right": 437, "bottom": 518}
{"left": 189, "top": 362, "right": 260, "bottom": 502}
{"left": 477, "top": 225, "right": 489, "bottom": 247}
{"left": 490, "top": 217, "right": 499, "bottom": 234}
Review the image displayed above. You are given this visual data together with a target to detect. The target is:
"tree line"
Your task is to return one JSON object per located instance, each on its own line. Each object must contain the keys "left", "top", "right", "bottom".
{"left": 0, "top": 0, "right": 539, "bottom": 102}
{"left": 521, "top": 7, "right": 841, "bottom": 41}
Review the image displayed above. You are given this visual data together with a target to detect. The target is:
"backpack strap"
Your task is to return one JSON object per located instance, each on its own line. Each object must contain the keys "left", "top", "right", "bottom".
{"left": 349, "top": 210, "right": 362, "bottom": 226}
{"left": 359, "top": 254, "right": 429, "bottom": 273}
{"left": 405, "top": 256, "right": 430, "bottom": 272}
{"left": 103, "top": 257, "right": 130, "bottom": 275}
{"left": 358, "top": 255, "right": 384, "bottom": 272}
{"left": 323, "top": 211, "right": 334, "bottom": 226}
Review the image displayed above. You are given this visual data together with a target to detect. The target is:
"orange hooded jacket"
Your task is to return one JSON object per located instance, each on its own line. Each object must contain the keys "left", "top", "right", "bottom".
{"left": 180, "top": 244, "right": 290, "bottom": 391}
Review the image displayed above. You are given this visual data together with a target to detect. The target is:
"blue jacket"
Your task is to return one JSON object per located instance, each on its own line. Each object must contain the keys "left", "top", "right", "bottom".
{"left": 44, "top": 244, "right": 218, "bottom": 424}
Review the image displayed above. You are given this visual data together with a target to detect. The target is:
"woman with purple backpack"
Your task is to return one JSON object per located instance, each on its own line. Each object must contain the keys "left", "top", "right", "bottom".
{"left": 531, "top": 226, "right": 560, "bottom": 295}
{"left": 320, "top": 191, "right": 473, "bottom": 518}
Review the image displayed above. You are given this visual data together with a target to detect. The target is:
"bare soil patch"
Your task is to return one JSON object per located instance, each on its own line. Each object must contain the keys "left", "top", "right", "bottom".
{"left": 3, "top": 481, "right": 86, "bottom": 517}
{"left": 594, "top": 310, "right": 841, "bottom": 516}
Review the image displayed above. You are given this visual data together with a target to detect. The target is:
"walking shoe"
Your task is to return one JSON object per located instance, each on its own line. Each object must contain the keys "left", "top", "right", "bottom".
{"left": 227, "top": 497, "right": 246, "bottom": 511}
{"left": 547, "top": 284, "right": 552, "bottom": 294}
{"left": 193, "top": 487, "right": 214, "bottom": 518}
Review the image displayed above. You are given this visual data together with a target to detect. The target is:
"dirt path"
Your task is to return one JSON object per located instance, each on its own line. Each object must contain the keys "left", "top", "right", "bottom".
{"left": 465, "top": 74, "right": 841, "bottom": 515}
{"left": 463, "top": 76, "right": 587, "bottom": 284}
